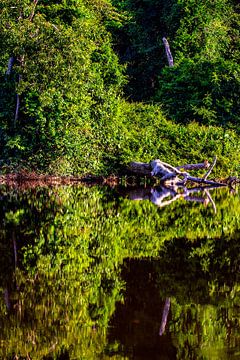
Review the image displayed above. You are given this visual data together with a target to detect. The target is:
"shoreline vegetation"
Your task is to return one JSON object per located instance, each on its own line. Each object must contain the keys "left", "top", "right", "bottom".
{"left": 0, "top": 1, "right": 239, "bottom": 177}
{"left": 0, "top": 166, "right": 238, "bottom": 189}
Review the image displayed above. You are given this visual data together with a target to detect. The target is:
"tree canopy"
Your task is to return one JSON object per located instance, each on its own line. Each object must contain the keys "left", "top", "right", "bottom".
{"left": 0, "top": 0, "right": 239, "bottom": 175}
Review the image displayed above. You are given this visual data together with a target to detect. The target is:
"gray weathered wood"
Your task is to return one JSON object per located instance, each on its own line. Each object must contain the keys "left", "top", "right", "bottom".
{"left": 176, "top": 161, "right": 210, "bottom": 171}
{"left": 127, "top": 162, "right": 151, "bottom": 176}
{"left": 128, "top": 160, "right": 209, "bottom": 177}
{"left": 127, "top": 158, "right": 226, "bottom": 188}
{"left": 203, "top": 155, "right": 217, "bottom": 180}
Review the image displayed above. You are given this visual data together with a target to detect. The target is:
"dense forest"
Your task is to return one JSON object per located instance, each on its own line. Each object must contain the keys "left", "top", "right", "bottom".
{"left": 0, "top": 0, "right": 239, "bottom": 175}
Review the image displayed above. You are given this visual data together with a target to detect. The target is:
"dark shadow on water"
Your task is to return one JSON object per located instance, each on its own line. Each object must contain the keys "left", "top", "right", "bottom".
{"left": 107, "top": 259, "right": 177, "bottom": 360}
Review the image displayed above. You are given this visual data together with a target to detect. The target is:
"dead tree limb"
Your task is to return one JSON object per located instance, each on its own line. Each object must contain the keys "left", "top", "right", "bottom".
{"left": 29, "top": 0, "right": 39, "bottom": 22}
{"left": 127, "top": 158, "right": 226, "bottom": 188}
{"left": 14, "top": 74, "right": 22, "bottom": 128}
{"left": 181, "top": 175, "right": 224, "bottom": 187}
{"left": 127, "top": 162, "right": 151, "bottom": 176}
{"left": 162, "top": 37, "right": 174, "bottom": 67}
{"left": 177, "top": 160, "right": 210, "bottom": 171}
{"left": 151, "top": 159, "right": 188, "bottom": 177}
{"left": 203, "top": 156, "right": 217, "bottom": 180}
{"left": 6, "top": 57, "right": 15, "bottom": 76}
{"left": 128, "top": 161, "right": 209, "bottom": 177}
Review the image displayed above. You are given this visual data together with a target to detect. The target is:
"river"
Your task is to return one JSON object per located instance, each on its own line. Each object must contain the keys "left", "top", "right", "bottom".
{"left": 0, "top": 184, "right": 240, "bottom": 359}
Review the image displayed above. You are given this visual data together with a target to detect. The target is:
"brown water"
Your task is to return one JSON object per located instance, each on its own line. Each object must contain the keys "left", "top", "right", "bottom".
{"left": 0, "top": 184, "right": 239, "bottom": 359}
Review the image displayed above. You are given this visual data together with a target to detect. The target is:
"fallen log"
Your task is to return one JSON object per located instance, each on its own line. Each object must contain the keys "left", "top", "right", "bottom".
{"left": 127, "top": 157, "right": 226, "bottom": 187}
{"left": 128, "top": 160, "right": 210, "bottom": 176}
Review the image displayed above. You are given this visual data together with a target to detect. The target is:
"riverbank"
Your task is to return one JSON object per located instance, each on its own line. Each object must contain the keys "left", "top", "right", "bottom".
{"left": 0, "top": 170, "right": 238, "bottom": 190}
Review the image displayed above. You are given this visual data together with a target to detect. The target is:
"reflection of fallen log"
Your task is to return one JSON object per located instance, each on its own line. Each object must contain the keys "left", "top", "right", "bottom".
{"left": 151, "top": 186, "right": 217, "bottom": 212}
{"left": 128, "top": 157, "right": 226, "bottom": 187}
{"left": 124, "top": 184, "right": 225, "bottom": 213}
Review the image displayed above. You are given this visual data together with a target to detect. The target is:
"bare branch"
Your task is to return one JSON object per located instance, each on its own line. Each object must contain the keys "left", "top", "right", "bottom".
{"left": 29, "top": 0, "right": 39, "bottom": 22}
{"left": 176, "top": 160, "right": 210, "bottom": 171}
{"left": 14, "top": 75, "right": 22, "bottom": 128}
{"left": 203, "top": 156, "right": 217, "bottom": 180}
{"left": 14, "top": 94, "right": 20, "bottom": 128}
{"left": 179, "top": 175, "right": 224, "bottom": 187}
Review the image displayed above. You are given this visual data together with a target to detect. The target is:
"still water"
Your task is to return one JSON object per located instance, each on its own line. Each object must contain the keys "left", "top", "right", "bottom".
{"left": 0, "top": 184, "right": 240, "bottom": 359}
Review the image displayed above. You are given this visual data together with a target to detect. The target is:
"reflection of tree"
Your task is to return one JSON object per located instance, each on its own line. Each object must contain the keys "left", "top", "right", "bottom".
{"left": 0, "top": 186, "right": 124, "bottom": 359}
{"left": 108, "top": 252, "right": 240, "bottom": 360}
{"left": 107, "top": 259, "right": 177, "bottom": 359}
{"left": 155, "top": 235, "right": 240, "bottom": 359}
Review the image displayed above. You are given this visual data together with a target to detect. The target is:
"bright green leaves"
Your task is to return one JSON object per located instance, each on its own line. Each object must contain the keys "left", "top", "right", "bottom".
{"left": 154, "top": 0, "right": 240, "bottom": 128}
{"left": 0, "top": 0, "right": 126, "bottom": 173}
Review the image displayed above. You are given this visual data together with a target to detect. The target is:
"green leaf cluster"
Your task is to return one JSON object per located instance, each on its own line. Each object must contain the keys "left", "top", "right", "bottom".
{"left": 154, "top": 0, "right": 240, "bottom": 127}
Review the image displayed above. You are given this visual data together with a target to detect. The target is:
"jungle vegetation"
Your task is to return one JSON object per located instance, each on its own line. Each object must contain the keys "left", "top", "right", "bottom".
{"left": 0, "top": 0, "right": 239, "bottom": 175}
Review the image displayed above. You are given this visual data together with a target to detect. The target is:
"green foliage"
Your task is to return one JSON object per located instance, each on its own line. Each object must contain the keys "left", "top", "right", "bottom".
{"left": 0, "top": 0, "right": 240, "bottom": 175}
{"left": 155, "top": 0, "right": 240, "bottom": 127}
{"left": 117, "top": 102, "right": 240, "bottom": 176}
{"left": 0, "top": 0, "right": 126, "bottom": 173}
{"left": 112, "top": 0, "right": 182, "bottom": 100}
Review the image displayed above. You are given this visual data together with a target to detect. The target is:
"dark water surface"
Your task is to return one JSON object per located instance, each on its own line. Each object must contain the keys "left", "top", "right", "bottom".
{"left": 0, "top": 184, "right": 240, "bottom": 359}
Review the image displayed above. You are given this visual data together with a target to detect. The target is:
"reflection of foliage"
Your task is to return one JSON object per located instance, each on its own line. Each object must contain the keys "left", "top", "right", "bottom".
{"left": 108, "top": 255, "right": 240, "bottom": 360}
{"left": 154, "top": 230, "right": 240, "bottom": 359}
{"left": 0, "top": 265, "right": 123, "bottom": 359}
{"left": 0, "top": 185, "right": 239, "bottom": 358}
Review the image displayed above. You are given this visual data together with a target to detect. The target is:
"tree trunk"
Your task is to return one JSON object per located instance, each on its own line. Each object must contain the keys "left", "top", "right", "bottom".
{"left": 162, "top": 37, "right": 174, "bottom": 67}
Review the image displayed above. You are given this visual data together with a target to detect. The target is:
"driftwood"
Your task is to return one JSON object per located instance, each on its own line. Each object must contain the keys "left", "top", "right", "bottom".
{"left": 128, "top": 157, "right": 225, "bottom": 188}
{"left": 126, "top": 157, "right": 228, "bottom": 212}
{"left": 128, "top": 160, "right": 210, "bottom": 176}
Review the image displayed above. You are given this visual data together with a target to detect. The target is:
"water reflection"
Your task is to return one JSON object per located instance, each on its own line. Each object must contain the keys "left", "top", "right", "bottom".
{"left": 122, "top": 185, "right": 222, "bottom": 212}
{"left": 0, "top": 184, "right": 239, "bottom": 359}
{"left": 109, "top": 255, "right": 240, "bottom": 359}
